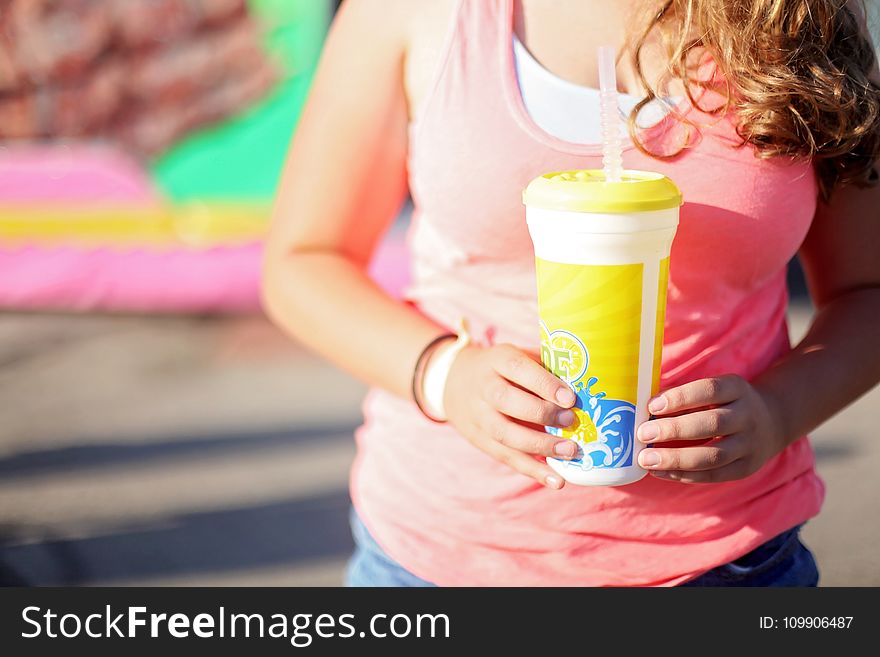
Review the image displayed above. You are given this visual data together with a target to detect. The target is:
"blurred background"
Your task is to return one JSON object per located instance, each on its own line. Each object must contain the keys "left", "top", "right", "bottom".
{"left": 0, "top": 0, "right": 878, "bottom": 586}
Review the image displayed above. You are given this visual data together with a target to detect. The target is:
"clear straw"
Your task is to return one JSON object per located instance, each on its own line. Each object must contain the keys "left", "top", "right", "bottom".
{"left": 598, "top": 46, "right": 623, "bottom": 183}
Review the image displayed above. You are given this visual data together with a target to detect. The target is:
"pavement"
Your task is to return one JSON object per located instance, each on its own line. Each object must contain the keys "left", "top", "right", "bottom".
{"left": 0, "top": 303, "right": 877, "bottom": 586}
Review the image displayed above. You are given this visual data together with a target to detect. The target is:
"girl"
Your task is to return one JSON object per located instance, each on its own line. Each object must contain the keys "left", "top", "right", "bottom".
{"left": 263, "top": 0, "right": 880, "bottom": 586}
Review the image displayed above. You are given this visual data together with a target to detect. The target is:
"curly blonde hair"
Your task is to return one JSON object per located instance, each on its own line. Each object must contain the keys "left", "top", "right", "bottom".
{"left": 630, "top": 0, "right": 880, "bottom": 200}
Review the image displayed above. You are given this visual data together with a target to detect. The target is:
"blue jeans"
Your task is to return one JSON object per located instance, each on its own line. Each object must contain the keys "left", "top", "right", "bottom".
{"left": 345, "top": 509, "right": 819, "bottom": 587}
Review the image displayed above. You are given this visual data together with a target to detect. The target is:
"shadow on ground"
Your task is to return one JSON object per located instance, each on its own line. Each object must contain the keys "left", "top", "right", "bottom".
{"left": 0, "top": 489, "right": 353, "bottom": 586}
{"left": 0, "top": 424, "right": 358, "bottom": 586}
{"left": 0, "top": 424, "right": 355, "bottom": 482}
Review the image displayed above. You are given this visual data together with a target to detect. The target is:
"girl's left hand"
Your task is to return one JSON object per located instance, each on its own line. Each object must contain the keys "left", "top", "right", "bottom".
{"left": 636, "top": 374, "right": 787, "bottom": 483}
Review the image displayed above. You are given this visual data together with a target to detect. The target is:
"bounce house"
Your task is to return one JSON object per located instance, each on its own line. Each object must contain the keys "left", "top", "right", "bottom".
{"left": 0, "top": 0, "right": 408, "bottom": 313}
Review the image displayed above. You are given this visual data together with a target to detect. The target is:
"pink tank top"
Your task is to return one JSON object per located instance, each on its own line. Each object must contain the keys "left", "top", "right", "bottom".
{"left": 350, "top": 0, "right": 825, "bottom": 586}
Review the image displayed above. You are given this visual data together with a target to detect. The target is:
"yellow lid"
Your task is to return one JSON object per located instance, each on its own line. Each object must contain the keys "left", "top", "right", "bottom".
{"left": 523, "top": 169, "right": 682, "bottom": 213}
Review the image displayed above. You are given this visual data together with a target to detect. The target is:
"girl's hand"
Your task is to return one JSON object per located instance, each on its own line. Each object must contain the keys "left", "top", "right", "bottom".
{"left": 443, "top": 343, "right": 579, "bottom": 490}
{"left": 636, "top": 374, "right": 787, "bottom": 483}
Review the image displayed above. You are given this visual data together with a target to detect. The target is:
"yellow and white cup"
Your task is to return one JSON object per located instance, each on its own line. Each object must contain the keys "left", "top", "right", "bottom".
{"left": 523, "top": 170, "right": 682, "bottom": 486}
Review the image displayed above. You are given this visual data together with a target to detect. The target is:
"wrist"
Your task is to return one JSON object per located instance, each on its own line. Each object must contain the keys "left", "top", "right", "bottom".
{"left": 754, "top": 382, "right": 793, "bottom": 453}
{"left": 413, "top": 318, "right": 472, "bottom": 422}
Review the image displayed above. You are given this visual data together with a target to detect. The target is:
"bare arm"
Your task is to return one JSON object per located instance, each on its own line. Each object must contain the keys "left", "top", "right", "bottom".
{"left": 753, "top": 180, "right": 880, "bottom": 444}
{"left": 262, "top": 0, "right": 579, "bottom": 489}
{"left": 262, "top": 0, "right": 443, "bottom": 399}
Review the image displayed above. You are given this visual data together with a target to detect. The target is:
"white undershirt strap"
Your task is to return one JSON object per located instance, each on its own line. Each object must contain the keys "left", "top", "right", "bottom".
{"left": 512, "top": 35, "right": 679, "bottom": 145}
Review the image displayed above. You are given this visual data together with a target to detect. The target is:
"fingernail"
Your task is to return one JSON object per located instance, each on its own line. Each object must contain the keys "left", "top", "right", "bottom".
{"left": 556, "top": 387, "right": 576, "bottom": 406}
{"left": 638, "top": 422, "right": 660, "bottom": 443}
{"left": 648, "top": 396, "right": 667, "bottom": 413}
{"left": 556, "top": 410, "right": 575, "bottom": 427}
{"left": 545, "top": 474, "right": 563, "bottom": 489}
{"left": 553, "top": 440, "right": 576, "bottom": 457}
{"left": 640, "top": 451, "right": 661, "bottom": 468}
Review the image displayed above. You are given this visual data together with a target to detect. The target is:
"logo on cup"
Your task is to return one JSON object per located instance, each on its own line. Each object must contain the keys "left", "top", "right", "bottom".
{"left": 539, "top": 321, "right": 635, "bottom": 469}
{"left": 539, "top": 322, "right": 588, "bottom": 385}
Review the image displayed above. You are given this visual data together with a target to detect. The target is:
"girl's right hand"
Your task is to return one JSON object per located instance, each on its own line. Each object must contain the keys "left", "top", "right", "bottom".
{"left": 443, "top": 343, "right": 579, "bottom": 489}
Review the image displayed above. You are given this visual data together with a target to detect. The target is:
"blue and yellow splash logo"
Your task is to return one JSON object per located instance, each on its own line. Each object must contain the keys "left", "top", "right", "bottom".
{"left": 540, "top": 321, "right": 635, "bottom": 469}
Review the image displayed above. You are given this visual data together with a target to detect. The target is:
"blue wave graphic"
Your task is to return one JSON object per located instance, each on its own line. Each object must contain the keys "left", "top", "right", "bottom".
{"left": 549, "top": 377, "right": 635, "bottom": 469}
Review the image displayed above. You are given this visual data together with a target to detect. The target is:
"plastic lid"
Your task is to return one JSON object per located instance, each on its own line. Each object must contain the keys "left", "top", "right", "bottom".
{"left": 523, "top": 169, "right": 683, "bottom": 213}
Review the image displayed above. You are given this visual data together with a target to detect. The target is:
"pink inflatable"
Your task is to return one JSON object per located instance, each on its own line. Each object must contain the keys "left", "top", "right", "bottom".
{"left": 0, "top": 146, "right": 411, "bottom": 312}
{"left": 0, "top": 145, "right": 158, "bottom": 203}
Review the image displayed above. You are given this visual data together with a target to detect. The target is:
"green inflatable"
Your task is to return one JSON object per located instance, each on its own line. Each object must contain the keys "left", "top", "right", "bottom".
{"left": 151, "top": 0, "right": 332, "bottom": 202}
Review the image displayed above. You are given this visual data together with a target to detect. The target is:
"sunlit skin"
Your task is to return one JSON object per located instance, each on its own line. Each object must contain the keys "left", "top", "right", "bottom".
{"left": 263, "top": 0, "right": 880, "bottom": 489}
